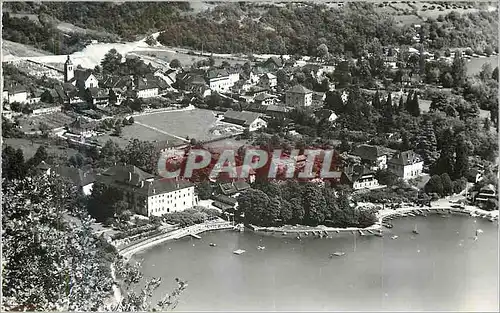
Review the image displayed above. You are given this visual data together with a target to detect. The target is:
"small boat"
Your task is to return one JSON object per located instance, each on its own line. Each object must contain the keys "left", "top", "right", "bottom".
{"left": 209, "top": 243, "right": 217, "bottom": 247}
{"left": 412, "top": 224, "right": 419, "bottom": 235}
{"left": 282, "top": 232, "right": 287, "bottom": 235}
{"left": 391, "top": 235, "right": 398, "bottom": 240}
{"left": 257, "top": 246, "right": 266, "bottom": 250}
{"left": 233, "top": 249, "right": 246, "bottom": 255}
{"left": 330, "top": 252, "right": 345, "bottom": 257}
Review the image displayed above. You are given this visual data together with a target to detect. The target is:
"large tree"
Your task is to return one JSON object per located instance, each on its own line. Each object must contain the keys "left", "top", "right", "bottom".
{"left": 101, "top": 48, "right": 123, "bottom": 74}
{"left": 416, "top": 118, "right": 439, "bottom": 168}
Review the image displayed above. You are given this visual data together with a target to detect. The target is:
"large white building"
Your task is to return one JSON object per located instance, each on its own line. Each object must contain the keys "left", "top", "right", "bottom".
{"left": 206, "top": 69, "right": 239, "bottom": 93}
{"left": 285, "top": 84, "right": 313, "bottom": 107}
{"left": 64, "top": 55, "right": 99, "bottom": 90}
{"left": 387, "top": 150, "right": 424, "bottom": 180}
{"left": 97, "top": 165, "right": 198, "bottom": 217}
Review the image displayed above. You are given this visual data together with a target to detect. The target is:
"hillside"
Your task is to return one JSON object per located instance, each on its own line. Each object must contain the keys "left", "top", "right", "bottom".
{"left": 2, "top": 2, "right": 498, "bottom": 57}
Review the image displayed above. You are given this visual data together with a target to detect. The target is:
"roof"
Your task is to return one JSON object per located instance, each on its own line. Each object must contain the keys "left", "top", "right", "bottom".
{"left": 98, "top": 164, "right": 194, "bottom": 196}
{"left": 352, "top": 144, "right": 394, "bottom": 161}
{"left": 343, "top": 165, "right": 376, "bottom": 183}
{"left": 286, "top": 84, "right": 312, "bottom": 95}
{"left": 88, "top": 87, "right": 109, "bottom": 98}
{"left": 74, "top": 69, "right": 94, "bottom": 82}
{"left": 266, "top": 105, "right": 288, "bottom": 113}
{"left": 388, "top": 150, "right": 423, "bottom": 166}
{"left": 206, "top": 68, "right": 230, "bottom": 80}
{"left": 101, "top": 75, "right": 131, "bottom": 89}
{"left": 65, "top": 55, "right": 73, "bottom": 65}
{"left": 223, "top": 110, "right": 263, "bottom": 127}
{"left": 68, "top": 118, "right": 95, "bottom": 131}
{"left": 4, "top": 83, "right": 27, "bottom": 94}
{"left": 315, "top": 109, "right": 337, "bottom": 121}
{"left": 136, "top": 77, "right": 160, "bottom": 91}
{"left": 253, "top": 93, "right": 275, "bottom": 102}
{"left": 53, "top": 166, "right": 96, "bottom": 187}
{"left": 262, "top": 73, "right": 277, "bottom": 80}
{"left": 264, "top": 56, "right": 283, "bottom": 68}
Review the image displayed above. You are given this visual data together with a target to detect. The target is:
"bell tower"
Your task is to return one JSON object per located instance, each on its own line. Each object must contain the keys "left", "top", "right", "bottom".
{"left": 64, "top": 55, "right": 74, "bottom": 83}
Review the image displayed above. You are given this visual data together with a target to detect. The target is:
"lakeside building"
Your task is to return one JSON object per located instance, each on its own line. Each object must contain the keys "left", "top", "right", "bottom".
{"left": 341, "top": 165, "right": 380, "bottom": 190}
{"left": 97, "top": 164, "right": 198, "bottom": 217}
{"left": 351, "top": 144, "right": 396, "bottom": 171}
{"left": 387, "top": 150, "right": 424, "bottom": 180}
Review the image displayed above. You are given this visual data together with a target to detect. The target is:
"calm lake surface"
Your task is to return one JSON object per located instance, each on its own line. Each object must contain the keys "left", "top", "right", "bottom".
{"left": 135, "top": 215, "right": 499, "bottom": 311}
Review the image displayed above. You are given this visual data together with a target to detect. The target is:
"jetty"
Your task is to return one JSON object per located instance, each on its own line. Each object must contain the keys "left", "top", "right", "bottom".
{"left": 190, "top": 234, "right": 201, "bottom": 239}
{"left": 358, "top": 230, "right": 365, "bottom": 236}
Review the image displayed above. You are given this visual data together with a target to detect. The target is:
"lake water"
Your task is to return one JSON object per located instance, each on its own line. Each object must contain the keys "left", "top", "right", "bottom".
{"left": 135, "top": 215, "right": 498, "bottom": 311}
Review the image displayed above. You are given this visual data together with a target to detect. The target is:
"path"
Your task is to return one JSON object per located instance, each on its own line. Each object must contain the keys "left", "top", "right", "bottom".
{"left": 134, "top": 121, "right": 189, "bottom": 143}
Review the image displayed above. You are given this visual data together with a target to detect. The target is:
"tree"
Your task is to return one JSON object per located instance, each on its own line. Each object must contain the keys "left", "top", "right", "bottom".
{"left": 2, "top": 146, "right": 26, "bottom": 180}
{"left": 492, "top": 67, "right": 499, "bottom": 81}
{"left": 2, "top": 175, "right": 115, "bottom": 311}
{"left": 145, "top": 35, "right": 157, "bottom": 46}
{"left": 317, "top": 43, "right": 329, "bottom": 59}
{"left": 196, "top": 181, "right": 212, "bottom": 200}
{"left": 450, "top": 52, "right": 466, "bottom": 87}
{"left": 101, "top": 48, "right": 123, "bottom": 74}
{"left": 454, "top": 134, "right": 469, "bottom": 180}
{"left": 372, "top": 90, "right": 382, "bottom": 110}
{"left": 479, "top": 63, "right": 493, "bottom": 81}
{"left": 69, "top": 153, "right": 85, "bottom": 168}
{"left": 324, "top": 90, "right": 344, "bottom": 113}
{"left": 113, "top": 124, "right": 122, "bottom": 136}
{"left": 29, "top": 145, "right": 48, "bottom": 168}
{"left": 128, "top": 116, "right": 135, "bottom": 124}
{"left": 237, "top": 189, "right": 276, "bottom": 226}
{"left": 434, "top": 128, "right": 454, "bottom": 175}
{"left": 407, "top": 92, "right": 420, "bottom": 117}
{"left": 121, "top": 139, "right": 160, "bottom": 174}
{"left": 483, "top": 117, "right": 491, "bottom": 131}
{"left": 169, "top": 59, "right": 181, "bottom": 69}
{"left": 303, "top": 184, "right": 328, "bottom": 226}
{"left": 424, "top": 175, "right": 444, "bottom": 196}
{"left": 441, "top": 72, "right": 453, "bottom": 88}
{"left": 440, "top": 173, "right": 453, "bottom": 196}
{"left": 416, "top": 119, "right": 439, "bottom": 168}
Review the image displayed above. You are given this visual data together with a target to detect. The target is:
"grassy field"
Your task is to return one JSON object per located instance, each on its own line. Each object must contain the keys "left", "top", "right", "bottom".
{"left": 94, "top": 123, "right": 183, "bottom": 148}
{"left": 466, "top": 56, "right": 499, "bottom": 76}
{"left": 17, "top": 112, "right": 75, "bottom": 132}
{"left": 134, "top": 108, "right": 241, "bottom": 142}
{"left": 3, "top": 137, "right": 79, "bottom": 160}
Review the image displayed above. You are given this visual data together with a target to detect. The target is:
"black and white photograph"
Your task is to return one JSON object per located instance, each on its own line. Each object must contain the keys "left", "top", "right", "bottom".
{"left": 1, "top": 1, "right": 499, "bottom": 311}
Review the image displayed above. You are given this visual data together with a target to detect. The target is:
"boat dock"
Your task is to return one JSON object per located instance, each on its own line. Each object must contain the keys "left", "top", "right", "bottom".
{"left": 190, "top": 234, "right": 201, "bottom": 239}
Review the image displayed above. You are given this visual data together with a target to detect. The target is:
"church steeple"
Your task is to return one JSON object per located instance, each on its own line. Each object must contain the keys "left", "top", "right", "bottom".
{"left": 64, "top": 55, "right": 74, "bottom": 83}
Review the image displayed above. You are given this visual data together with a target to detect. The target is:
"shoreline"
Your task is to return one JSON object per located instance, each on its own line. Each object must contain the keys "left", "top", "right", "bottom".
{"left": 250, "top": 204, "right": 498, "bottom": 236}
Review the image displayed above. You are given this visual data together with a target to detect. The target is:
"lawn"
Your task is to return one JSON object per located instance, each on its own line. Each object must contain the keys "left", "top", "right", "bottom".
{"left": 18, "top": 112, "right": 75, "bottom": 132}
{"left": 134, "top": 108, "right": 241, "bottom": 142}
{"left": 3, "top": 137, "right": 79, "bottom": 160}
{"left": 466, "top": 56, "right": 499, "bottom": 76}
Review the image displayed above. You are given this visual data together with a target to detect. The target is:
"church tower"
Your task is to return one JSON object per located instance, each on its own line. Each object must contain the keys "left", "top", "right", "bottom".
{"left": 64, "top": 55, "right": 74, "bottom": 83}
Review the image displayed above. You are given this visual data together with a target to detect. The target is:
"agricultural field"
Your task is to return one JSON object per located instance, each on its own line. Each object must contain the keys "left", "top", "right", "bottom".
{"left": 17, "top": 112, "right": 75, "bottom": 132}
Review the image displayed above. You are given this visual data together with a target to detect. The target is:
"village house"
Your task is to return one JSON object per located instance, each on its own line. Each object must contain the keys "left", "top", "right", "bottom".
{"left": 134, "top": 76, "right": 159, "bottom": 98}
{"left": 266, "top": 104, "right": 289, "bottom": 118}
{"left": 341, "top": 165, "right": 380, "bottom": 190}
{"left": 51, "top": 166, "right": 96, "bottom": 195}
{"left": 474, "top": 184, "right": 497, "bottom": 210}
{"left": 97, "top": 164, "right": 198, "bottom": 217}
{"left": 66, "top": 117, "right": 97, "bottom": 138}
{"left": 258, "top": 73, "right": 277, "bottom": 89}
{"left": 261, "top": 56, "right": 283, "bottom": 71}
{"left": 285, "top": 84, "right": 313, "bottom": 107}
{"left": 206, "top": 68, "right": 238, "bottom": 93}
{"left": 28, "top": 90, "right": 43, "bottom": 105}
{"left": 253, "top": 92, "right": 277, "bottom": 106}
{"left": 387, "top": 150, "right": 424, "bottom": 180}
{"left": 222, "top": 110, "right": 268, "bottom": 132}
{"left": 351, "top": 144, "right": 396, "bottom": 171}
{"left": 315, "top": 109, "right": 338, "bottom": 124}
{"left": 3, "top": 83, "right": 28, "bottom": 104}
{"left": 312, "top": 91, "right": 326, "bottom": 106}
{"left": 31, "top": 103, "right": 63, "bottom": 116}
{"left": 87, "top": 87, "right": 110, "bottom": 107}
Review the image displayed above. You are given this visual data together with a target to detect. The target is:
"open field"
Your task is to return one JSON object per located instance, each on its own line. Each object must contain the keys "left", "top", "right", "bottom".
{"left": 134, "top": 108, "right": 242, "bottom": 142}
{"left": 2, "top": 40, "right": 53, "bottom": 57}
{"left": 3, "top": 137, "right": 79, "bottom": 160}
{"left": 94, "top": 123, "right": 183, "bottom": 148}
{"left": 466, "top": 55, "right": 499, "bottom": 76}
{"left": 17, "top": 112, "right": 75, "bottom": 132}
